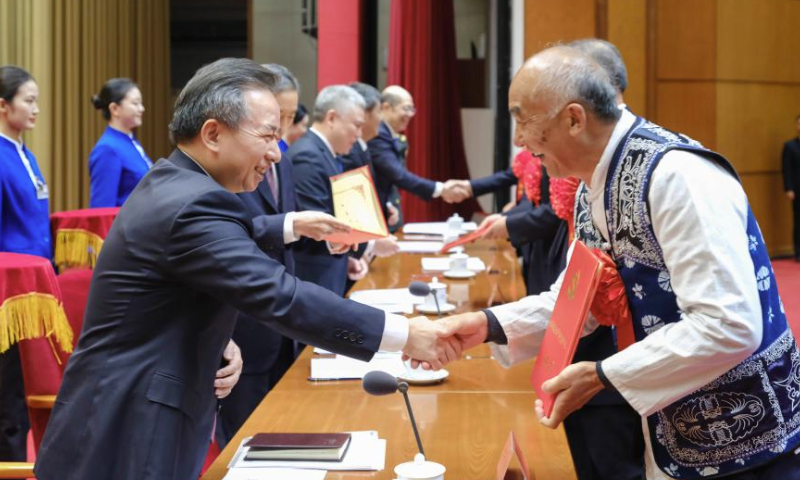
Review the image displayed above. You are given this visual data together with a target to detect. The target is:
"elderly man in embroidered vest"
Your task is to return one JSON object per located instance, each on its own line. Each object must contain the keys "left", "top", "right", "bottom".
{"left": 434, "top": 46, "right": 800, "bottom": 479}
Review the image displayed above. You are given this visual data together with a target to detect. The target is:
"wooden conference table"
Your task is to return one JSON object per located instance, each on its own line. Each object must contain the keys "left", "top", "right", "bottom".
{"left": 202, "top": 238, "right": 577, "bottom": 480}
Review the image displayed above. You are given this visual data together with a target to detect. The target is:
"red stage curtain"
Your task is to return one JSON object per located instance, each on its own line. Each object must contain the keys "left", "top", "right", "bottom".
{"left": 388, "top": 0, "right": 481, "bottom": 222}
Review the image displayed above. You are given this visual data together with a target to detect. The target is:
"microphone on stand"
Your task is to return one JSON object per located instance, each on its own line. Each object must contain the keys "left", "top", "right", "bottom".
{"left": 363, "top": 370, "right": 425, "bottom": 457}
{"left": 409, "top": 280, "right": 442, "bottom": 318}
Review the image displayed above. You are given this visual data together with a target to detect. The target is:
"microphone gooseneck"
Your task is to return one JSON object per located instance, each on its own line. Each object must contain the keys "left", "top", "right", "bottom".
{"left": 362, "top": 371, "right": 426, "bottom": 456}
{"left": 408, "top": 281, "right": 442, "bottom": 318}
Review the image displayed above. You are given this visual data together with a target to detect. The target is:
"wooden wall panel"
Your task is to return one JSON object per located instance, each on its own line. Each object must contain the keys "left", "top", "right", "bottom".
{"left": 656, "top": 81, "right": 717, "bottom": 149}
{"left": 656, "top": 0, "right": 716, "bottom": 80}
{"left": 523, "top": 0, "right": 596, "bottom": 57}
{"left": 717, "top": 0, "right": 800, "bottom": 83}
{"left": 608, "top": 0, "right": 646, "bottom": 114}
{"left": 741, "top": 173, "right": 795, "bottom": 255}
{"left": 716, "top": 83, "right": 800, "bottom": 174}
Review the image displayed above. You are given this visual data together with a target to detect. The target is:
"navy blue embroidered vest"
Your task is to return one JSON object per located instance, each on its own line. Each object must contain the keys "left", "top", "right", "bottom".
{"left": 574, "top": 117, "right": 800, "bottom": 478}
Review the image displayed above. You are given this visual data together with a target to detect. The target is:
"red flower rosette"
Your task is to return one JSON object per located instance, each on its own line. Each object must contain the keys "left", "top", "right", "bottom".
{"left": 511, "top": 151, "right": 542, "bottom": 206}
{"left": 589, "top": 248, "right": 635, "bottom": 351}
{"left": 549, "top": 176, "right": 581, "bottom": 238}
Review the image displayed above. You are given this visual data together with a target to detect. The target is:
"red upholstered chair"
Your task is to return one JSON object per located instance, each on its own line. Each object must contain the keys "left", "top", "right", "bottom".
{"left": 17, "top": 268, "right": 92, "bottom": 453}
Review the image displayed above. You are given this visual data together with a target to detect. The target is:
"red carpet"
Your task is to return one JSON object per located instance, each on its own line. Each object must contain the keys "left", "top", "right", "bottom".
{"left": 774, "top": 259, "right": 800, "bottom": 334}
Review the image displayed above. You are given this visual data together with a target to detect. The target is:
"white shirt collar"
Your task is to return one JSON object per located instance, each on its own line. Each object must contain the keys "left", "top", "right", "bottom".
{"left": 0, "top": 131, "right": 24, "bottom": 150}
{"left": 309, "top": 127, "right": 336, "bottom": 158}
{"left": 587, "top": 108, "right": 637, "bottom": 197}
{"left": 357, "top": 138, "right": 368, "bottom": 151}
{"left": 384, "top": 121, "right": 398, "bottom": 138}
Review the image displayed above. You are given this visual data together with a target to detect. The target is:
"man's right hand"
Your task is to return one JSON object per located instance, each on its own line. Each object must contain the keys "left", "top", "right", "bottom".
{"left": 788, "top": 190, "right": 796, "bottom": 201}
{"left": 293, "top": 211, "right": 351, "bottom": 241}
{"left": 386, "top": 203, "right": 400, "bottom": 226}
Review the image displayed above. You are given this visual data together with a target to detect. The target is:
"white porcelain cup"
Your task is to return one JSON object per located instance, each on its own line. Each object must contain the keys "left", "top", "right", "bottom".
{"left": 449, "top": 253, "right": 469, "bottom": 272}
{"left": 446, "top": 213, "right": 464, "bottom": 231}
{"left": 394, "top": 453, "right": 446, "bottom": 480}
{"left": 424, "top": 280, "right": 448, "bottom": 309}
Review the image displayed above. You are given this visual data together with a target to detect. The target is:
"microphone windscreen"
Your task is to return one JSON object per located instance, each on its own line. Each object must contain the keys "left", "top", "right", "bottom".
{"left": 408, "top": 281, "right": 431, "bottom": 297}
{"left": 362, "top": 370, "right": 399, "bottom": 396}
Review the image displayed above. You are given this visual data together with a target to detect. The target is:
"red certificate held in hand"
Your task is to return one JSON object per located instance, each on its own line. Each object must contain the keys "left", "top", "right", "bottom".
{"left": 530, "top": 240, "right": 603, "bottom": 417}
{"left": 325, "top": 166, "right": 389, "bottom": 245}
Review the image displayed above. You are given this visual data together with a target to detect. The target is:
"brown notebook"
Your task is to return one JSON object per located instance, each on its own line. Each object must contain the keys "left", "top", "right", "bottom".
{"left": 244, "top": 432, "right": 352, "bottom": 461}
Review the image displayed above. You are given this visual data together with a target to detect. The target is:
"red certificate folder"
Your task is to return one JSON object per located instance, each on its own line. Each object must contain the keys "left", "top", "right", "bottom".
{"left": 438, "top": 217, "right": 499, "bottom": 253}
{"left": 530, "top": 240, "right": 603, "bottom": 417}
{"left": 326, "top": 166, "right": 389, "bottom": 244}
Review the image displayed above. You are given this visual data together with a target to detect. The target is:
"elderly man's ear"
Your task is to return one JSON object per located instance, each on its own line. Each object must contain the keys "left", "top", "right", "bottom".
{"left": 200, "top": 119, "right": 222, "bottom": 152}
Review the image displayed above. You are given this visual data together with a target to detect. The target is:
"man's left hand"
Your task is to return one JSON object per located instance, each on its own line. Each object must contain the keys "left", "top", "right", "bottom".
{"left": 215, "top": 340, "right": 243, "bottom": 399}
{"left": 347, "top": 256, "right": 370, "bottom": 281}
{"left": 534, "top": 361, "right": 605, "bottom": 428}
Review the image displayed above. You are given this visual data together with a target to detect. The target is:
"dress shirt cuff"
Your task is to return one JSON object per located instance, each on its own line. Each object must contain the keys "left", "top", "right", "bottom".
{"left": 596, "top": 361, "right": 616, "bottom": 392}
{"left": 379, "top": 313, "right": 409, "bottom": 352}
{"left": 363, "top": 240, "right": 376, "bottom": 261}
{"left": 283, "top": 211, "right": 300, "bottom": 244}
{"left": 432, "top": 181, "right": 444, "bottom": 198}
{"left": 483, "top": 309, "right": 508, "bottom": 345}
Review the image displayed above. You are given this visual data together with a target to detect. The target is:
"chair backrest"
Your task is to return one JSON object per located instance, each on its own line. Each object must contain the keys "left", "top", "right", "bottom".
{"left": 17, "top": 268, "right": 93, "bottom": 453}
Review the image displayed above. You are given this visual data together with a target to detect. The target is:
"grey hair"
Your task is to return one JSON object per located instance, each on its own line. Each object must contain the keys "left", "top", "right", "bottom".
{"left": 169, "top": 58, "right": 278, "bottom": 144}
{"left": 262, "top": 63, "right": 300, "bottom": 95}
{"left": 348, "top": 82, "right": 381, "bottom": 111}
{"left": 311, "top": 85, "right": 365, "bottom": 123}
{"left": 526, "top": 46, "right": 621, "bottom": 123}
{"left": 569, "top": 38, "right": 628, "bottom": 94}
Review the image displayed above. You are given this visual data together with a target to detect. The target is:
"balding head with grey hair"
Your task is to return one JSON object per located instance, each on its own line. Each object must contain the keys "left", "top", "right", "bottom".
{"left": 508, "top": 46, "right": 623, "bottom": 180}
{"left": 515, "top": 45, "right": 620, "bottom": 124}
{"left": 311, "top": 85, "right": 365, "bottom": 124}
{"left": 569, "top": 38, "right": 628, "bottom": 95}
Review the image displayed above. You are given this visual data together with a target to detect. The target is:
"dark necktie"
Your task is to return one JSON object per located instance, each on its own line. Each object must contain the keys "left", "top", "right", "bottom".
{"left": 265, "top": 166, "right": 278, "bottom": 200}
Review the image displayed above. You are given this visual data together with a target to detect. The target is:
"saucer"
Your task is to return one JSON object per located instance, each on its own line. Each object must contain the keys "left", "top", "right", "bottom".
{"left": 443, "top": 269, "right": 476, "bottom": 279}
{"left": 398, "top": 367, "right": 449, "bottom": 385}
{"left": 415, "top": 302, "right": 456, "bottom": 314}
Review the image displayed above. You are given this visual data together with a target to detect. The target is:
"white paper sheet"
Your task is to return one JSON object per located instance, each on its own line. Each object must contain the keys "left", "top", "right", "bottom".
{"left": 229, "top": 431, "right": 386, "bottom": 471}
{"left": 349, "top": 288, "right": 423, "bottom": 305}
{"left": 396, "top": 241, "right": 445, "bottom": 253}
{"left": 222, "top": 468, "right": 327, "bottom": 480}
{"left": 402, "top": 222, "right": 477, "bottom": 236}
{"left": 309, "top": 353, "right": 406, "bottom": 380}
{"left": 421, "top": 257, "right": 486, "bottom": 272}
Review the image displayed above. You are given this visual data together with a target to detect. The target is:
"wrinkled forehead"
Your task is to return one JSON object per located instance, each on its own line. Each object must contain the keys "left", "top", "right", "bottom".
{"left": 508, "top": 69, "right": 548, "bottom": 115}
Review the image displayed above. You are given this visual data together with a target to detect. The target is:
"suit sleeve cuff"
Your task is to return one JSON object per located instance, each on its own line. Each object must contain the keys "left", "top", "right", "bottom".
{"left": 379, "top": 313, "right": 409, "bottom": 352}
{"left": 596, "top": 361, "right": 617, "bottom": 392}
{"left": 283, "top": 211, "right": 300, "bottom": 244}
{"left": 483, "top": 309, "right": 508, "bottom": 345}
{"left": 432, "top": 181, "right": 444, "bottom": 198}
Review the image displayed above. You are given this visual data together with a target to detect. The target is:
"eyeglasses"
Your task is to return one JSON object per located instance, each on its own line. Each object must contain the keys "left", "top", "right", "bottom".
{"left": 398, "top": 104, "right": 416, "bottom": 115}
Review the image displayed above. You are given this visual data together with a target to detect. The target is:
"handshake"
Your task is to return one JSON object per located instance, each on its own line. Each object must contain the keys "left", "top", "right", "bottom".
{"left": 400, "top": 311, "right": 489, "bottom": 370}
{"left": 440, "top": 179, "right": 473, "bottom": 204}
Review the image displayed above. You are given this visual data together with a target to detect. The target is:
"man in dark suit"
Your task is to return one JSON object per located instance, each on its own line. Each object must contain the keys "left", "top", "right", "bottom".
{"left": 217, "top": 64, "right": 351, "bottom": 448}
{"left": 367, "top": 86, "right": 466, "bottom": 231}
{"left": 290, "top": 84, "right": 375, "bottom": 296}
{"left": 783, "top": 114, "right": 800, "bottom": 261}
{"left": 34, "top": 59, "right": 456, "bottom": 480}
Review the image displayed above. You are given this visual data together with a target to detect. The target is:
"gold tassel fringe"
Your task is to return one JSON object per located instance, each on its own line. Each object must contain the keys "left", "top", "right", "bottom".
{"left": 0, "top": 293, "right": 74, "bottom": 355}
{"left": 53, "top": 228, "right": 105, "bottom": 269}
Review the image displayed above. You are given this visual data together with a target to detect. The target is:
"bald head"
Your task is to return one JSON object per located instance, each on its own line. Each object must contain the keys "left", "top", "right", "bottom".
{"left": 510, "top": 46, "right": 620, "bottom": 124}
{"left": 381, "top": 85, "right": 412, "bottom": 107}
{"left": 381, "top": 85, "right": 416, "bottom": 133}
{"left": 508, "top": 46, "right": 622, "bottom": 181}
